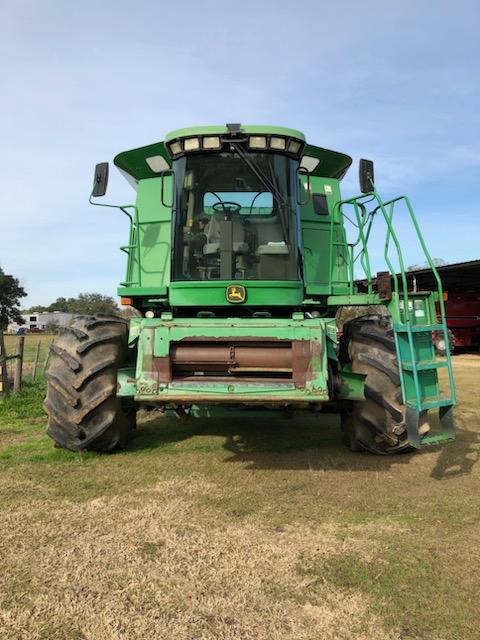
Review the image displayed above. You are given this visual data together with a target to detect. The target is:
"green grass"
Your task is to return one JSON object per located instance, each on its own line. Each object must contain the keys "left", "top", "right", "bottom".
{"left": 0, "top": 379, "right": 46, "bottom": 420}
{"left": 0, "top": 357, "right": 479, "bottom": 639}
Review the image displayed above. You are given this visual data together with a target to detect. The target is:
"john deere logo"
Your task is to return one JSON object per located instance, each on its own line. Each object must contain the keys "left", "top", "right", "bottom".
{"left": 226, "top": 285, "right": 246, "bottom": 304}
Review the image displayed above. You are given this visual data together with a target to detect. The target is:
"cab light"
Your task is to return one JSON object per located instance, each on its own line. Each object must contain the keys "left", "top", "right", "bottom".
{"left": 145, "top": 155, "right": 170, "bottom": 172}
{"left": 270, "top": 136, "right": 286, "bottom": 150}
{"left": 120, "top": 297, "right": 132, "bottom": 306}
{"left": 287, "top": 140, "right": 301, "bottom": 154}
{"left": 202, "top": 136, "right": 221, "bottom": 149}
{"left": 300, "top": 155, "right": 320, "bottom": 172}
{"left": 184, "top": 137, "right": 200, "bottom": 151}
{"left": 169, "top": 141, "right": 182, "bottom": 155}
{"left": 249, "top": 136, "right": 267, "bottom": 149}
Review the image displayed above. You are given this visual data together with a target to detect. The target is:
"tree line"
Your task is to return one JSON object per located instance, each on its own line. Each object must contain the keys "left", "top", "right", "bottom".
{"left": 1, "top": 267, "right": 119, "bottom": 331}
{"left": 25, "top": 292, "right": 119, "bottom": 315}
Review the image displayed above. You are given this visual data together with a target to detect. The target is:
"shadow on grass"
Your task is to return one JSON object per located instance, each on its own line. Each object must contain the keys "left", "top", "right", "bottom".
{"left": 430, "top": 427, "right": 480, "bottom": 479}
{"left": 127, "top": 412, "right": 422, "bottom": 472}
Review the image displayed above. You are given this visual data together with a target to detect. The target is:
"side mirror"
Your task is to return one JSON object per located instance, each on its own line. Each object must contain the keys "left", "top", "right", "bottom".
{"left": 92, "top": 162, "right": 109, "bottom": 197}
{"left": 359, "top": 159, "right": 374, "bottom": 193}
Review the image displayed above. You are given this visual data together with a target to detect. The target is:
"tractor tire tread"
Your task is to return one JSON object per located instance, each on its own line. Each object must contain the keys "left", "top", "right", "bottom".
{"left": 44, "top": 315, "right": 133, "bottom": 452}
{"left": 49, "top": 343, "right": 82, "bottom": 372}
{"left": 44, "top": 371, "right": 79, "bottom": 407}
{"left": 357, "top": 352, "right": 401, "bottom": 386}
{"left": 339, "top": 314, "right": 427, "bottom": 454}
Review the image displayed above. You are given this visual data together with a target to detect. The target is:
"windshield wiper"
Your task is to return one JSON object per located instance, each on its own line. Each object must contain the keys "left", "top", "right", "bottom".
{"left": 229, "top": 142, "right": 290, "bottom": 209}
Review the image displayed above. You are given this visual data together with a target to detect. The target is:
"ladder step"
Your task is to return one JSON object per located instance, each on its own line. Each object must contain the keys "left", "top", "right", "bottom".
{"left": 407, "top": 397, "right": 454, "bottom": 410}
{"left": 420, "top": 433, "right": 456, "bottom": 446}
{"left": 401, "top": 360, "right": 449, "bottom": 371}
{"left": 394, "top": 323, "right": 445, "bottom": 333}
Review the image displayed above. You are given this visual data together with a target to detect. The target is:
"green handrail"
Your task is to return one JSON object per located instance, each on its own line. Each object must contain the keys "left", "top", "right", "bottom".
{"left": 334, "top": 186, "right": 456, "bottom": 411}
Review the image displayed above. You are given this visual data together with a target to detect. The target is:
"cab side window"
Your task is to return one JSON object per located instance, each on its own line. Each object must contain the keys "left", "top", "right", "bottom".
{"left": 312, "top": 193, "right": 329, "bottom": 215}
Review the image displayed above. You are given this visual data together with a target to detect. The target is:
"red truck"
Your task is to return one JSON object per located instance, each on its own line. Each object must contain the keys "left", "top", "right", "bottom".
{"left": 409, "top": 260, "right": 480, "bottom": 352}
{"left": 440, "top": 292, "right": 480, "bottom": 349}
{"left": 360, "top": 260, "right": 480, "bottom": 353}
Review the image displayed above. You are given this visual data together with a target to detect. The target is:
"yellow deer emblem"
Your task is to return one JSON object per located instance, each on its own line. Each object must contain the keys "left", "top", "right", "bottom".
{"left": 226, "top": 285, "right": 246, "bottom": 304}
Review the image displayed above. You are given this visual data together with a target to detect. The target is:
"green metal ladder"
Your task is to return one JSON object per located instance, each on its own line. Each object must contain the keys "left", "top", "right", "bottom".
{"left": 389, "top": 291, "right": 455, "bottom": 447}
{"left": 336, "top": 190, "right": 456, "bottom": 448}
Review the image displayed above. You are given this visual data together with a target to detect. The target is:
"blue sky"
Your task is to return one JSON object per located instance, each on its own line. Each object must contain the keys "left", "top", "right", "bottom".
{"left": 1, "top": 0, "right": 479, "bottom": 307}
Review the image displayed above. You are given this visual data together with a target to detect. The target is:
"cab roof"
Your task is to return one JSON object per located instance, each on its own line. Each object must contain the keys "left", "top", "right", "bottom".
{"left": 113, "top": 124, "right": 352, "bottom": 186}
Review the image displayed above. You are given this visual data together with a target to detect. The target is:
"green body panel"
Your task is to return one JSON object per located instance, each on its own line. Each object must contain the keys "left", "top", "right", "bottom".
{"left": 169, "top": 280, "right": 304, "bottom": 307}
{"left": 300, "top": 176, "right": 350, "bottom": 295}
{"left": 119, "top": 176, "right": 172, "bottom": 291}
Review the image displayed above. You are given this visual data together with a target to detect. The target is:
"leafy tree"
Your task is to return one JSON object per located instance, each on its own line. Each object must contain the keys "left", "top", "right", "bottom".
{"left": 66, "top": 293, "right": 119, "bottom": 315}
{"left": 25, "top": 292, "right": 119, "bottom": 316}
{"left": 0, "top": 268, "right": 27, "bottom": 330}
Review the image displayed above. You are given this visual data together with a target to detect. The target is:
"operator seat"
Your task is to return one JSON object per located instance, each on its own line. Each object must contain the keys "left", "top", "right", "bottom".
{"left": 255, "top": 216, "right": 289, "bottom": 255}
{"left": 203, "top": 211, "right": 249, "bottom": 255}
{"left": 254, "top": 216, "right": 290, "bottom": 279}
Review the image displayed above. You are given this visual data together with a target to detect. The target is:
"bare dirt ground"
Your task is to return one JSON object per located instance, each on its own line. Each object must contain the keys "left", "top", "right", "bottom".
{"left": 0, "top": 355, "right": 478, "bottom": 639}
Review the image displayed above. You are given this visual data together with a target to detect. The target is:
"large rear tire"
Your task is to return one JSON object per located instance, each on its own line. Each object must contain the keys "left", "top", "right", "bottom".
{"left": 44, "top": 315, "right": 134, "bottom": 452}
{"left": 339, "top": 314, "right": 429, "bottom": 454}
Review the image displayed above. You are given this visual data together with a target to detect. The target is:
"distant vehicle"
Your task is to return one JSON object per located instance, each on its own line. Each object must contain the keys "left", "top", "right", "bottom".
{"left": 28, "top": 327, "right": 44, "bottom": 334}
{"left": 440, "top": 293, "right": 480, "bottom": 351}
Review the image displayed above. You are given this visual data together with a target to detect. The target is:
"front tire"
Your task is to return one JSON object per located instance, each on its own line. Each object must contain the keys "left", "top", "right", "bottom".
{"left": 339, "top": 314, "right": 429, "bottom": 454}
{"left": 44, "top": 315, "right": 134, "bottom": 452}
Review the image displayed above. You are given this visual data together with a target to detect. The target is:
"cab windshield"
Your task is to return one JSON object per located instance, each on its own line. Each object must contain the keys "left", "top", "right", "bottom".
{"left": 172, "top": 151, "right": 299, "bottom": 281}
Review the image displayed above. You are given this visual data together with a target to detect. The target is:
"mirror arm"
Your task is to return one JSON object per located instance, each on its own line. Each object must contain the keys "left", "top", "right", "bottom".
{"left": 160, "top": 170, "right": 174, "bottom": 208}
{"left": 89, "top": 192, "right": 136, "bottom": 222}
{"left": 297, "top": 167, "right": 311, "bottom": 206}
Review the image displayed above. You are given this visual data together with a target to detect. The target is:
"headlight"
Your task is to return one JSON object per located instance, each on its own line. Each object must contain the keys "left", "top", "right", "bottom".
{"left": 169, "top": 141, "right": 182, "bottom": 155}
{"left": 249, "top": 136, "right": 267, "bottom": 149}
{"left": 270, "top": 136, "right": 286, "bottom": 150}
{"left": 287, "top": 140, "right": 301, "bottom": 154}
{"left": 203, "top": 136, "right": 221, "bottom": 149}
{"left": 183, "top": 137, "right": 200, "bottom": 151}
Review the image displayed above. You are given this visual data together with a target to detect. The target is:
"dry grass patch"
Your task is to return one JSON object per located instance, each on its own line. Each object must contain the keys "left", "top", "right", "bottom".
{"left": 0, "top": 477, "right": 396, "bottom": 640}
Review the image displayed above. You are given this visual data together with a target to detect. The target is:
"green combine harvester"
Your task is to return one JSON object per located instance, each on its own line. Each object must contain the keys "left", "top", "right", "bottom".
{"left": 44, "top": 124, "right": 456, "bottom": 454}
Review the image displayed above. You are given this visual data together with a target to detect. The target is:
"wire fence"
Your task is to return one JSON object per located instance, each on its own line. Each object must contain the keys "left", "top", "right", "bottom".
{"left": 0, "top": 333, "right": 55, "bottom": 397}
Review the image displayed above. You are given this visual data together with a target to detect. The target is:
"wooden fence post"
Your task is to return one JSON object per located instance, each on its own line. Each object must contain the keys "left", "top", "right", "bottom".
{"left": 42, "top": 340, "right": 53, "bottom": 374}
{"left": 0, "top": 332, "right": 9, "bottom": 398}
{"left": 32, "top": 339, "right": 41, "bottom": 380}
{"left": 13, "top": 336, "right": 24, "bottom": 395}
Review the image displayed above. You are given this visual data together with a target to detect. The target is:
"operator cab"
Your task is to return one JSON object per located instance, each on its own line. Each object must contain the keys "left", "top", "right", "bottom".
{"left": 169, "top": 127, "right": 304, "bottom": 282}
{"left": 172, "top": 150, "right": 300, "bottom": 281}
{"left": 110, "top": 123, "right": 353, "bottom": 303}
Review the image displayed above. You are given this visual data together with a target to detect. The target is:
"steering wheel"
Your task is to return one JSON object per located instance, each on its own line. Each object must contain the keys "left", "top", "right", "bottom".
{"left": 212, "top": 201, "right": 242, "bottom": 216}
